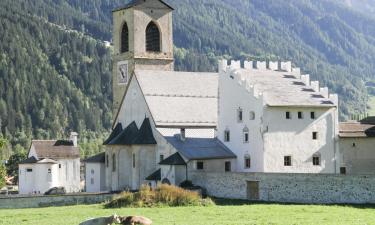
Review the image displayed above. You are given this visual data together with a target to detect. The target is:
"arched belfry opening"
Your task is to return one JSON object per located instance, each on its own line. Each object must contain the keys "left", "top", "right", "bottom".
{"left": 121, "top": 22, "right": 129, "bottom": 53}
{"left": 146, "top": 21, "right": 161, "bottom": 52}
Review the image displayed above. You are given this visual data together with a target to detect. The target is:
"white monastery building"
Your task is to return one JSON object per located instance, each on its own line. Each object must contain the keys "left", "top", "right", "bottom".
{"left": 84, "top": 152, "right": 106, "bottom": 193}
{"left": 81, "top": 0, "right": 374, "bottom": 192}
{"left": 18, "top": 132, "right": 80, "bottom": 194}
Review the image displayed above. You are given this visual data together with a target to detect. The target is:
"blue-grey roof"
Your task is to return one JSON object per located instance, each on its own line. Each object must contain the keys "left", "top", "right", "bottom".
{"left": 164, "top": 136, "right": 237, "bottom": 160}
{"left": 159, "top": 152, "right": 186, "bottom": 165}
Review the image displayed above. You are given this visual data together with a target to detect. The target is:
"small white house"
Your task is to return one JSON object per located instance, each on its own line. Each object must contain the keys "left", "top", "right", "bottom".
{"left": 84, "top": 152, "right": 106, "bottom": 193}
{"left": 18, "top": 132, "right": 80, "bottom": 194}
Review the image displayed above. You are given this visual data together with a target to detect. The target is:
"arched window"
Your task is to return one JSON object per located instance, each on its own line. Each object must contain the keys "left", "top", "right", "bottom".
{"left": 250, "top": 111, "right": 255, "bottom": 120}
{"left": 112, "top": 153, "right": 116, "bottom": 172}
{"left": 243, "top": 126, "right": 249, "bottom": 143}
{"left": 146, "top": 21, "right": 161, "bottom": 52}
{"left": 121, "top": 23, "right": 129, "bottom": 53}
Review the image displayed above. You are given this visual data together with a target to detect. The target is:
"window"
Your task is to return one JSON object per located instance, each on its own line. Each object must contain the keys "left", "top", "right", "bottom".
{"left": 59, "top": 164, "right": 61, "bottom": 169}
{"left": 352, "top": 143, "right": 356, "bottom": 148}
{"left": 133, "top": 154, "right": 136, "bottom": 168}
{"left": 224, "top": 130, "right": 230, "bottom": 142}
{"left": 112, "top": 154, "right": 116, "bottom": 172}
{"left": 48, "top": 169, "right": 51, "bottom": 174}
{"left": 197, "top": 161, "right": 204, "bottom": 170}
{"left": 298, "top": 112, "right": 303, "bottom": 119}
{"left": 311, "top": 112, "right": 316, "bottom": 119}
{"left": 243, "top": 126, "right": 249, "bottom": 143}
{"left": 237, "top": 108, "right": 243, "bottom": 122}
{"left": 26, "top": 168, "right": 32, "bottom": 172}
{"left": 106, "top": 154, "right": 109, "bottom": 168}
{"left": 284, "top": 156, "right": 292, "bottom": 166}
{"left": 286, "top": 112, "right": 291, "bottom": 119}
{"left": 91, "top": 169, "right": 95, "bottom": 174}
{"left": 340, "top": 167, "right": 347, "bottom": 175}
{"left": 244, "top": 155, "right": 251, "bottom": 169}
{"left": 225, "top": 161, "right": 231, "bottom": 172}
{"left": 146, "top": 21, "right": 160, "bottom": 52}
{"left": 312, "top": 132, "right": 318, "bottom": 140}
{"left": 313, "top": 155, "right": 321, "bottom": 166}
{"left": 91, "top": 178, "right": 94, "bottom": 185}
{"left": 160, "top": 154, "right": 164, "bottom": 162}
{"left": 249, "top": 111, "right": 255, "bottom": 120}
{"left": 121, "top": 22, "right": 129, "bottom": 53}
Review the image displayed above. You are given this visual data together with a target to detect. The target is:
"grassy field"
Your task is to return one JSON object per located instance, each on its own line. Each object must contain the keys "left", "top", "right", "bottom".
{"left": 1, "top": 201, "right": 375, "bottom": 225}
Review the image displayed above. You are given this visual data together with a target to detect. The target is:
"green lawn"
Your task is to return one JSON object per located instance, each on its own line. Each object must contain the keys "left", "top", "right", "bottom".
{"left": 1, "top": 202, "right": 374, "bottom": 225}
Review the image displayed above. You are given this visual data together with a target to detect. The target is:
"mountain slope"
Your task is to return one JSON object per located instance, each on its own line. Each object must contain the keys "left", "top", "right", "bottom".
{"left": 1, "top": 0, "right": 375, "bottom": 150}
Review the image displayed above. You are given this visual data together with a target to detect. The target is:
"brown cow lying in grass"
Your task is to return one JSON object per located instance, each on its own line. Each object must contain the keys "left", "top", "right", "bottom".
{"left": 79, "top": 214, "right": 121, "bottom": 225}
{"left": 119, "top": 216, "right": 153, "bottom": 225}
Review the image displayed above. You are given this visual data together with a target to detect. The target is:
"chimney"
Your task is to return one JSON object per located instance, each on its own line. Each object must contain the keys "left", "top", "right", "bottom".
{"left": 70, "top": 132, "right": 78, "bottom": 147}
{"left": 180, "top": 128, "right": 186, "bottom": 142}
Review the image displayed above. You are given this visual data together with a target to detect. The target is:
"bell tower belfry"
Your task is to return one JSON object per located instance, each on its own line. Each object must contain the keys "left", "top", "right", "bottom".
{"left": 112, "top": 0, "right": 174, "bottom": 115}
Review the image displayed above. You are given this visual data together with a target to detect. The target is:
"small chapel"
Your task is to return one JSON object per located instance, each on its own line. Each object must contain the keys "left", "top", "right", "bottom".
{"left": 98, "top": 0, "right": 374, "bottom": 192}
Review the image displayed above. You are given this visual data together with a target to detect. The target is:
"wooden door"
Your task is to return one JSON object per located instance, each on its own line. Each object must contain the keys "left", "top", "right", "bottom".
{"left": 247, "top": 181, "right": 260, "bottom": 200}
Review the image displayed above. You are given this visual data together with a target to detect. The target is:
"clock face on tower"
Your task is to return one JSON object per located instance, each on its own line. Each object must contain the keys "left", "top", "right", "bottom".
{"left": 117, "top": 61, "right": 129, "bottom": 84}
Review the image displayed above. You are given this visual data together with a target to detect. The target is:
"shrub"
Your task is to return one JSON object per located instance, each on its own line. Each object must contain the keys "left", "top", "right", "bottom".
{"left": 179, "top": 180, "right": 194, "bottom": 188}
{"left": 105, "top": 184, "right": 214, "bottom": 208}
{"left": 0, "top": 164, "right": 6, "bottom": 189}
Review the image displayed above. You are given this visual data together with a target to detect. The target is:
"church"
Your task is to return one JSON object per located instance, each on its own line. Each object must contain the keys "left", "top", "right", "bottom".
{"left": 99, "top": 0, "right": 373, "bottom": 192}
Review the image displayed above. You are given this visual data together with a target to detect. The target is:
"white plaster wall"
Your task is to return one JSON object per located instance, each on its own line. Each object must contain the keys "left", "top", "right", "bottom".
{"left": 263, "top": 107, "right": 337, "bottom": 173}
{"left": 85, "top": 163, "right": 106, "bottom": 193}
{"left": 339, "top": 138, "right": 375, "bottom": 174}
{"left": 19, "top": 163, "right": 58, "bottom": 194}
{"left": 218, "top": 68, "right": 265, "bottom": 172}
{"left": 57, "top": 159, "right": 81, "bottom": 193}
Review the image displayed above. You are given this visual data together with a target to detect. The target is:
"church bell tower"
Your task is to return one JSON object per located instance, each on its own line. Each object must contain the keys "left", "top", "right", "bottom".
{"left": 111, "top": 0, "right": 174, "bottom": 116}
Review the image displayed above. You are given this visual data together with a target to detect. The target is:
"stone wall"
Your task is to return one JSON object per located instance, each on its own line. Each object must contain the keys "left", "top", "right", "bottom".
{"left": 190, "top": 172, "right": 375, "bottom": 204}
{"left": 0, "top": 193, "right": 114, "bottom": 209}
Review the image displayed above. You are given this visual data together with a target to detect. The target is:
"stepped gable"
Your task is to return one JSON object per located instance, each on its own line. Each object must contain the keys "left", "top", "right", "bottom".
{"left": 221, "top": 60, "right": 337, "bottom": 107}
{"left": 106, "top": 118, "right": 157, "bottom": 145}
{"left": 135, "top": 70, "right": 218, "bottom": 128}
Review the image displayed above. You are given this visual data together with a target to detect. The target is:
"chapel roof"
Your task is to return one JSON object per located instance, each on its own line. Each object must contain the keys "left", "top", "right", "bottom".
{"left": 19, "top": 156, "right": 58, "bottom": 164}
{"left": 105, "top": 118, "right": 157, "bottom": 146}
{"left": 30, "top": 140, "right": 80, "bottom": 159}
{"left": 145, "top": 169, "right": 161, "bottom": 181}
{"left": 164, "top": 136, "right": 237, "bottom": 160}
{"left": 84, "top": 152, "right": 106, "bottom": 163}
{"left": 135, "top": 70, "right": 218, "bottom": 128}
{"left": 159, "top": 152, "right": 186, "bottom": 165}
{"left": 234, "top": 69, "right": 336, "bottom": 107}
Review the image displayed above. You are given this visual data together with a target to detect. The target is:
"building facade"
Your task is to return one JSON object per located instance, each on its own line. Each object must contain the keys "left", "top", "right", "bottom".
{"left": 18, "top": 133, "right": 80, "bottom": 194}
{"left": 97, "top": 0, "right": 375, "bottom": 193}
{"left": 84, "top": 152, "right": 106, "bottom": 193}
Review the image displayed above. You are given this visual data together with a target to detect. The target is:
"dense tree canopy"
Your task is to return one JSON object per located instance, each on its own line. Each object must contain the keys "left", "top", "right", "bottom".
{"left": 1, "top": 0, "right": 375, "bottom": 159}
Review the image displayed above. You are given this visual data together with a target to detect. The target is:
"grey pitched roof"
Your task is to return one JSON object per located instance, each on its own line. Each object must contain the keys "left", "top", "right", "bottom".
{"left": 135, "top": 70, "right": 218, "bottom": 128}
{"left": 19, "top": 156, "right": 38, "bottom": 164}
{"left": 103, "top": 123, "right": 123, "bottom": 145}
{"left": 159, "top": 152, "right": 186, "bottom": 165}
{"left": 30, "top": 140, "right": 80, "bottom": 159}
{"left": 164, "top": 136, "right": 237, "bottom": 160}
{"left": 85, "top": 152, "right": 105, "bottom": 163}
{"left": 105, "top": 118, "right": 157, "bottom": 145}
{"left": 235, "top": 69, "right": 336, "bottom": 107}
{"left": 113, "top": 0, "right": 174, "bottom": 12}
{"left": 145, "top": 169, "right": 161, "bottom": 181}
